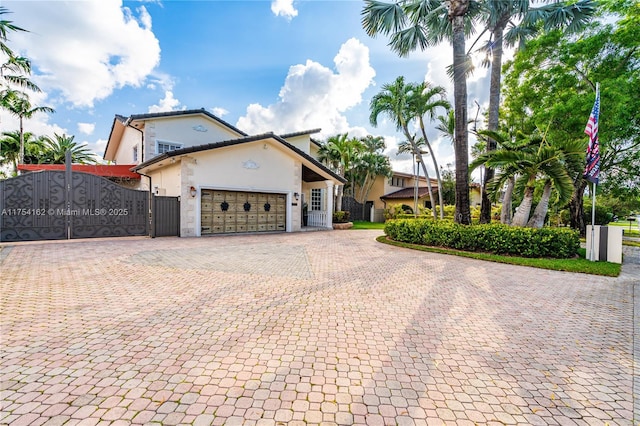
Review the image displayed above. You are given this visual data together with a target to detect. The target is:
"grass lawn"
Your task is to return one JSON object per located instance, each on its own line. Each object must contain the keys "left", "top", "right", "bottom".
{"left": 377, "top": 235, "right": 621, "bottom": 277}
{"left": 351, "top": 221, "right": 386, "bottom": 230}
{"left": 607, "top": 220, "right": 640, "bottom": 238}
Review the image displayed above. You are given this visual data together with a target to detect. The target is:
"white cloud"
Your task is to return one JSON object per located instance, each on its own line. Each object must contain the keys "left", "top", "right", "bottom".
{"left": 236, "top": 38, "right": 375, "bottom": 138}
{"left": 271, "top": 0, "right": 298, "bottom": 20}
{"left": 77, "top": 123, "right": 96, "bottom": 135}
{"left": 7, "top": 1, "right": 161, "bottom": 108}
{"left": 211, "top": 107, "right": 229, "bottom": 117}
{"left": 148, "top": 91, "right": 184, "bottom": 113}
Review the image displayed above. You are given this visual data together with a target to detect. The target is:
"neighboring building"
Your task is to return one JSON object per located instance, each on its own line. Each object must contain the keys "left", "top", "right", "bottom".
{"left": 103, "top": 109, "right": 345, "bottom": 237}
{"left": 367, "top": 171, "right": 482, "bottom": 220}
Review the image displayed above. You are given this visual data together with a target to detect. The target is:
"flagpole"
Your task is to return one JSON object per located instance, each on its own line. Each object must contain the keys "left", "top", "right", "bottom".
{"left": 588, "top": 82, "right": 600, "bottom": 262}
{"left": 590, "top": 181, "right": 596, "bottom": 261}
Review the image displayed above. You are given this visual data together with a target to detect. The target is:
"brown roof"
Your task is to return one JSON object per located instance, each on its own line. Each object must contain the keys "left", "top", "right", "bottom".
{"left": 381, "top": 186, "right": 436, "bottom": 200}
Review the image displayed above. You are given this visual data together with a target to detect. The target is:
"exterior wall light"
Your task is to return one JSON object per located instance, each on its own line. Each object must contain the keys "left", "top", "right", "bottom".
{"left": 294, "top": 192, "right": 299, "bottom": 201}
{"left": 189, "top": 186, "right": 197, "bottom": 197}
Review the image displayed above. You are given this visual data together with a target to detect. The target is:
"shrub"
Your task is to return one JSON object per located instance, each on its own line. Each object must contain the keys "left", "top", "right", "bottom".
{"left": 333, "top": 211, "right": 350, "bottom": 223}
{"left": 384, "top": 219, "right": 579, "bottom": 258}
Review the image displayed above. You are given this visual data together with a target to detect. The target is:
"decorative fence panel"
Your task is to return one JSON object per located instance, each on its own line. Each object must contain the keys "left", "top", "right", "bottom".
{"left": 1, "top": 170, "right": 148, "bottom": 242}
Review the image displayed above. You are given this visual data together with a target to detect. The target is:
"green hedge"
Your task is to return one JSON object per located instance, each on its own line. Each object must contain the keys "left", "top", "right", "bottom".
{"left": 384, "top": 219, "right": 580, "bottom": 258}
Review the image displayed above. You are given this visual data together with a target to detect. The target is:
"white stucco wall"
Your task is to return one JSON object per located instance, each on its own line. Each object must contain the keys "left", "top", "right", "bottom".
{"left": 142, "top": 115, "right": 242, "bottom": 160}
{"left": 114, "top": 127, "right": 143, "bottom": 165}
{"left": 184, "top": 140, "right": 302, "bottom": 236}
{"left": 283, "top": 134, "right": 311, "bottom": 155}
{"left": 148, "top": 163, "right": 182, "bottom": 196}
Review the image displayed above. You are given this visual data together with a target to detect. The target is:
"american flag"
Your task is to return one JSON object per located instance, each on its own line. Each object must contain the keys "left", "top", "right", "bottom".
{"left": 584, "top": 85, "right": 600, "bottom": 184}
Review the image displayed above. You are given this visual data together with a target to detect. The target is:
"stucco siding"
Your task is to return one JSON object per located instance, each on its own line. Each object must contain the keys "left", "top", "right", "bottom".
{"left": 114, "top": 127, "right": 142, "bottom": 165}
{"left": 283, "top": 134, "right": 311, "bottom": 155}
{"left": 143, "top": 116, "right": 242, "bottom": 159}
{"left": 148, "top": 163, "right": 182, "bottom": 197}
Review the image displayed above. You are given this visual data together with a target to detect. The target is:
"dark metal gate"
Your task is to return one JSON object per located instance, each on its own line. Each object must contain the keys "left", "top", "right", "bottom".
{"left": 0, "top": 170, "right": 148, "bottom": 242}
{"left": 152, "top": 195, "right": 180, "bottom": 237}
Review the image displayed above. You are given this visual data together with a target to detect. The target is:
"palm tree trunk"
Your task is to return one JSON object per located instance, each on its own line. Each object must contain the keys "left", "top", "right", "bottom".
{"left": 451, "top": 11, "right": 471, "bottom": 225}
{"left": 511, "top": 185, "right": 535, "bottom": 227}
{"left": 527, "top": 180, "right": 552, "bottom": 228}
{"left": 18, "top": 115, "right": 25, "bottom": 167}
{"left": 336, "top": 184, "right": 343, "bottom": 211}
{"left": 570, "top": 179, "right": 588, "bottom": 236}
{"left": 500, "top": 176, "right": 515, "bottom": 225}
{"left": 481, "top": 19, "right": 507, "bottom": 224}
{"left": 418, "top": 118, "right": 444, "bottom": 219}
{"left": 416, "top": 152, "right": 437, "bottom": 219}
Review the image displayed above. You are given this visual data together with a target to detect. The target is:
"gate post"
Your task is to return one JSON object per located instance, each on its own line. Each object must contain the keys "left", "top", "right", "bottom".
{"left": 65, "top": 151, "right": 72, "bottom": 239}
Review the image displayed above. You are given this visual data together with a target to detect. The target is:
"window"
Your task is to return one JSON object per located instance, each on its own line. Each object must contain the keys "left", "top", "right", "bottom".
{"left": 311, "top": 188, "right": 323, "bottom": 211}
{"left": 132, "top": 146, "right": 138, "bottom": 162}
{"left": 157, "top": 141, "right": 182, "bottom": 154}
{"left": 389, "top": 176, "right": 405, "bottom": 187}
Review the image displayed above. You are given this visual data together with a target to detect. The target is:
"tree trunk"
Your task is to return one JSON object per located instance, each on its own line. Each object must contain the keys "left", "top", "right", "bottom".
{"left": 336, "top": 184, "right": 343, "bottom": 211}
{"left": 527, "top": 180, "right": 552, "bottom": 228}
{"left": 480, "top": 19, "right": 507, "bottom": 224}
{"left": 418, "top": 118, "right": 445, "bottom": 219}
{"left": 569, "top": 179, "right": 587, "bottom": 236}
{"left": 451, "top": 12, "right": 471, "bottom": 225}
{"left": 511, "top": 185, "right": 534, "bottom": 227}
{"left": 18, "top": 115, "right": 25, "bottom": 167}
{"left": 500, "top": 176, "right": 514, "bottom": 224}
{"left": 416, "top": 152, "right": 437, "bottom": 220}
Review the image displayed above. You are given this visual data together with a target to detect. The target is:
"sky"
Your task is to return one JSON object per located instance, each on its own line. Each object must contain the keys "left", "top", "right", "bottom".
{"left": 1, "top": 0, "right": 497, "bottom": 178}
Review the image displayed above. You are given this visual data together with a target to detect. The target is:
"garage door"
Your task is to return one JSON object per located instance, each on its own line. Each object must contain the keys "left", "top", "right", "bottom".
{"left": 201, "top": 190, "right": 286, "bottom": 235}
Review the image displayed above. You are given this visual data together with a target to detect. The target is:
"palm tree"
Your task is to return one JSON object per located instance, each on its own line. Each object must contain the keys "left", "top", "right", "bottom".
{"left": 0, "top": 130, "right": 42, "bottom": 175}
{"left": 397, "top": 138, "right": 437, "bottom": 219}
{"left": 317, "top": 133, "right": 361, "bottom": 211}
{"left": 41, "top": 133, "right": 96, "bottom": 164}
{"left": 1, "top": 7, "right": 41, "bottom": 101}
{"left": 471, "top": 130, "right": 577, "bottom": 228}
{"left": 351, "top": 150, "right": 392, "bottom": 217}
{"left": 4, "top": 93, "right": 54, "bottom": 165}
{"left": 362, "top": 0, "right": 477, "bottom": 224}
{"left": 407, "top": 81, "right": 450, "bottom": 218}
{"left": 370, "top": 76, "right": 440, "bottom": 219}
{"left": 473, "top": 0, "right": 596, "bottom": 223}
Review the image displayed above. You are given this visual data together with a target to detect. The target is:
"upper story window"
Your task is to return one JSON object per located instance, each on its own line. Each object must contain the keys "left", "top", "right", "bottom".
{"left": 132, "top": 146, "right": 138, "bottom": 162}
{"left": 389, "top": 176, "right": 406, "bottom": 187}
{"left": 157, "top": 141, "right": 183, "bottom": 154}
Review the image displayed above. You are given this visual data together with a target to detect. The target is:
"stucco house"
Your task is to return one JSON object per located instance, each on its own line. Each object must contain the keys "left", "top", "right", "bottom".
{"left": 103, "top": 109, "right": 345, "bottom": 237}
{"left": 366, "top": 171, "right": 482, "bottom": 219}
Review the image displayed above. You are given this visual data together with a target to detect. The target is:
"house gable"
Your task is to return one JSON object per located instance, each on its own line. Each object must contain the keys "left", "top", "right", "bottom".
{"left": 104, "top": 109, "right": 247, "bottom": 163}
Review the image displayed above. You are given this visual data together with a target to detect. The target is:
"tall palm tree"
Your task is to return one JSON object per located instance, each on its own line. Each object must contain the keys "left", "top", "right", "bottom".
{"left": 473, "top": 0, "right": 596, "bottom": 223}
{"left": 407, "top": 81, "right": 450, "bottom": 218}
{"left": 40, "top": 133, "right": 96, "bottom": 164}
{"left": 370, "top": 76, "right": 441, "bottom": 219}
{"left": 4, "top": 93, "right": 54, "bottom": 165}
{"left": 397, "top": 138, "right": 437, "bottom": 219}
{"left": 362, "top": 0, "right": 478, "bottom": 224}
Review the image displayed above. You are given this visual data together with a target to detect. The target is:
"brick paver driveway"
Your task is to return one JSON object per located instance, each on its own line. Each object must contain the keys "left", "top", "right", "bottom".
{"left": 1, "top": 230, "right": 638, "bottom": 425}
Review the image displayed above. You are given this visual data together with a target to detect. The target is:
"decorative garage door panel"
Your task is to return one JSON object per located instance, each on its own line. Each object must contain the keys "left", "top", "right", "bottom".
{"left": 201, "top": 190, "right": 286, "bottom": 235}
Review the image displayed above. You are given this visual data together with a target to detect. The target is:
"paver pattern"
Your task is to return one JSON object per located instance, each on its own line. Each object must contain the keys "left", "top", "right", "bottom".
{"left": 1, "top": 230, "right": 637, "bottom": 425}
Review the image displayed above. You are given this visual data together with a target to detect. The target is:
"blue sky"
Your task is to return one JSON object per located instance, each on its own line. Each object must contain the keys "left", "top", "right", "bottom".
{"left": 1, "top": 0, "right": 495, "bottom": 177}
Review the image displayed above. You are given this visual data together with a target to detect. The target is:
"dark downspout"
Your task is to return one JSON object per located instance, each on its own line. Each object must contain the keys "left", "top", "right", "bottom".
{"left": 127, "top": 122, "right": 153, "bottom": 237}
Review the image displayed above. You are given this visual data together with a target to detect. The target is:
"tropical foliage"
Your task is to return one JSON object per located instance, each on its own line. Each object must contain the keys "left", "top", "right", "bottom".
{"left": 369, "top": 76, "right": 450, "bottom": 219}
{"left": 362, "top": 0, "right": 477, "bottom": 224}
{"left": 317, "top": 133, "right": 391, "bottom": 212}
{"left": 501, "top": 2, "right": 640, "bottom": 234}
{"left": 1, "top": 7, "right": 55, "bottom": 170}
